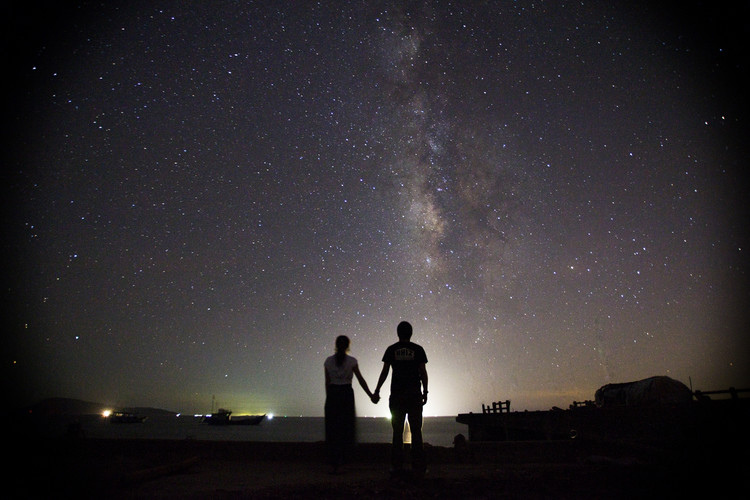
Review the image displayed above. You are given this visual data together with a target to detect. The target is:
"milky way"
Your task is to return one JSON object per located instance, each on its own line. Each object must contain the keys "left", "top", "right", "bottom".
{"left": 4, "top": 1, "right": 747, "bottom": 416}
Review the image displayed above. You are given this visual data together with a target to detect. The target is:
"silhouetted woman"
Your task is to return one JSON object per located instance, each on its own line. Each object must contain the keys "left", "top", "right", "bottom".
{"left": 324, "top": 335, "right": 375, "bottom": 472}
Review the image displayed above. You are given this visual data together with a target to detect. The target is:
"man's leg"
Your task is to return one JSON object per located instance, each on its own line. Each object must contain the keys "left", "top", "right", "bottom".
{"left": 390, "top": 406, "right": 406, "bottom": 471}
{"left": 407, "top": 401, "right": 425, "bottom": 473}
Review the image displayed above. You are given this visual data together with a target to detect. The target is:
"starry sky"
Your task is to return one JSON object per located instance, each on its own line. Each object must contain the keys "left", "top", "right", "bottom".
{"left": 3, "top": 1, "right": 748, "bottom": 417}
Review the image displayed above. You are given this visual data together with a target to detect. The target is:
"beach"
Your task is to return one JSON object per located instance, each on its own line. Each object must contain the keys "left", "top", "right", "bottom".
{"left": 12, "top": 436, "right": 745, "bottom": 499}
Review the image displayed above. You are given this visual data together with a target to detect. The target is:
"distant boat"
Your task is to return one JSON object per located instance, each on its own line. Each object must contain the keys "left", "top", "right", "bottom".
{"left": 109, "top": 411, "right": 147, "bottom": 424}
{"left": 202, "top": 408, "right": 265, "bottom": 426}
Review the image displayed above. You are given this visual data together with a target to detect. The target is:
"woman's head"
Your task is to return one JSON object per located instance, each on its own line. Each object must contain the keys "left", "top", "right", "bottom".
{"left": 335, "top": 335, "right": 350, "bottom": 353}
{"left": 334, "top": 335, "right": 350, "bottom": 365}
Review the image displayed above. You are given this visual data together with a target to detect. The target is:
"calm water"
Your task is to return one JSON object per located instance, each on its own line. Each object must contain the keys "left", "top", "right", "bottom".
{"left": 34, "top": 415, "right": 467, "bottom": 448}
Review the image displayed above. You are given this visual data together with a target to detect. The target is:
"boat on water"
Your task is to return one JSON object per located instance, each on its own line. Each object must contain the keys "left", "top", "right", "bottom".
{"left": 202, "top": 408, "right": 266, "bottom": 426}
{"left": 109, "top": 411, "right": 147, "bottom": 424}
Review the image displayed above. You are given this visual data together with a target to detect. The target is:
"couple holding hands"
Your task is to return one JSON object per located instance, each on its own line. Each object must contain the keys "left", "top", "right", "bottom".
{"left": 323, "top": 321, "right": 428, "bottom": 475}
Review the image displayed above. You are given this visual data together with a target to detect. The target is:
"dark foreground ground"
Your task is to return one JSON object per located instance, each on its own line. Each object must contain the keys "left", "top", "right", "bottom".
{"left": 10, "top": 434, "right": 748, "bottom": 499}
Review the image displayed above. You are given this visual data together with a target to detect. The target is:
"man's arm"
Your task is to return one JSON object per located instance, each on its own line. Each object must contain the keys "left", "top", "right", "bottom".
{"left": 373, "top": 362, "right": 390, "bottom": 398}
{"left": 419, "top": 363, "right": 428, "bottom": 405}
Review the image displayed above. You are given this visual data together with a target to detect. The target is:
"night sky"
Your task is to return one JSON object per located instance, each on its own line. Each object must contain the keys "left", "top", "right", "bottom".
{"left": 4, "top": 1, "right": 748, "bottom": 417}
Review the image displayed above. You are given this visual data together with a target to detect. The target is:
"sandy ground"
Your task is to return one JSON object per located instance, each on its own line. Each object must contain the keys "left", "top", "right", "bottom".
{"left": 11, "top": 438, "right": 747, "bottom": 499}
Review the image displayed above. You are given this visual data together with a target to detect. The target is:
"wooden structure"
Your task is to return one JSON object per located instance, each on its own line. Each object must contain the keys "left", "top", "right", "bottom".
{"left": 482, "top": 400, "right": 510, "bottom": 414}
{"left": 693, "top": 387, "right": 749, "bottom": 401}
{"left": 456, "top": 386, "right": 750, "bottom": 443}
{"left": 570, "top": 400, "right": 595, "bottom": 409}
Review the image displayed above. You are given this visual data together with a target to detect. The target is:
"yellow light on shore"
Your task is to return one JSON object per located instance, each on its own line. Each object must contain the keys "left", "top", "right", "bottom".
{"left": 102, "top": 410, "right": 112, "bottom": 418}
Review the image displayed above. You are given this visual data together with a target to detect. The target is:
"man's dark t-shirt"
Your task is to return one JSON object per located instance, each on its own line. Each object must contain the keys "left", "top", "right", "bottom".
{"left": 382, "top": 341, "right": 428, "bottom": 399}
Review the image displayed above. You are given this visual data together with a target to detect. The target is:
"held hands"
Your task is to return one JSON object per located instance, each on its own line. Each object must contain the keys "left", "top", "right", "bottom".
{"left": 368, "top": 390, "right": 426, "bottom": 404}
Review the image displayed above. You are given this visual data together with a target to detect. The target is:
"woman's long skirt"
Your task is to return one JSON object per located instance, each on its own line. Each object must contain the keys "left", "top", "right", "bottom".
{"left": 325, "top": 384, "right": 356, "bottom": 466}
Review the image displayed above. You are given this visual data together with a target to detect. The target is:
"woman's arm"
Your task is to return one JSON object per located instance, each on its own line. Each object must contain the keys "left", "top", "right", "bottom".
{"left": 353, "top": 364, "right": 373, "bottom": 398}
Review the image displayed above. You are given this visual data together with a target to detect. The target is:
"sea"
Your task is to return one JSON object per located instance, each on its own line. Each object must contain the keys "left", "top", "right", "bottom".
{"left": 32, "top": 415, "right": 467, "bottom": 448}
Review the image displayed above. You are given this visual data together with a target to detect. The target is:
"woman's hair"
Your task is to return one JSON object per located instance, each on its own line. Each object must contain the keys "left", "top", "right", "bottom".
{"left": 335, "top": 335, "right": 350, "bottom": 366}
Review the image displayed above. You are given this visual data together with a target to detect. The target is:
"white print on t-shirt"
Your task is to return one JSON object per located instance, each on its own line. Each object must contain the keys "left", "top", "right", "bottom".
{"left": 394, "top": 348, "right": 415, "bottom": 361}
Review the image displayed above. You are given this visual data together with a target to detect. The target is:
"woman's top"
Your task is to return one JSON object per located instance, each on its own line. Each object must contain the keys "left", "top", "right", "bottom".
{"left": 324, "top": 354, "right": 358, "bottom": 385}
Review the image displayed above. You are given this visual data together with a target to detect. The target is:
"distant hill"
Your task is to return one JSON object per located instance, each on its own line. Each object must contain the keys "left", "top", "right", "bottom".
{"left": 25, "top": 397, "right": 105, "bottom": 416}
{"left": 22, "top": 398, "right": 175, "bottom": 417}
{"left": 119, "top": 406, "right": 177, "bottom": 417}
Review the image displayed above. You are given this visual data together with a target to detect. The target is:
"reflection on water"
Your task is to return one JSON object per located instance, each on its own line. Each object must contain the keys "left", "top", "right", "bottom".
{"left": 27, "top": 415, "right": 466, "bottom": 448}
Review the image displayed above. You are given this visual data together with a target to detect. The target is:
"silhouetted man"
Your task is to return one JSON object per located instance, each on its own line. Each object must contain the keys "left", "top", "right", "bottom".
{"left": 373, "top": 321, "right": 428, "bottom": 476}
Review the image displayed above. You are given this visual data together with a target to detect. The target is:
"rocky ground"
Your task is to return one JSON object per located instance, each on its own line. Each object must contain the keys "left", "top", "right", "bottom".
{"left": 11, "top": 437, "right": 746, "bottom": 498}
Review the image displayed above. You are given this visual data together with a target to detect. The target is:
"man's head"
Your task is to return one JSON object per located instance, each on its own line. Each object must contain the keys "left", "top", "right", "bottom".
{"left": 397, "top": 321, "right": 412, "bottom": 341}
